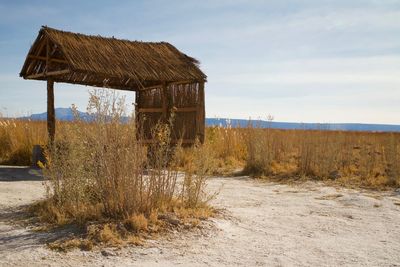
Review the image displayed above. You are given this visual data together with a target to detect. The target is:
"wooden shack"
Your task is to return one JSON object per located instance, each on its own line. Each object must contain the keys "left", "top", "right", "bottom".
{"left": 19, "top": 26, "right": 207, "bottom": 144}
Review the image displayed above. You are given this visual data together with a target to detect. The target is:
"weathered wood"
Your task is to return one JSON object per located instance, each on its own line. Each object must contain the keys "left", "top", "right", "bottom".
{"left": 35, "top": 35, "right": 47, "bottom": 56}
{"left": 197, "top": 82, "right": 205, "bottom": 143}
{"left": 138, "top": 108, "right": 163, "bottom": 113}
{"left": 26, "top": 72, "right": 46, "bottom": 79}
{"left": 53, "top": 76, "right": 138, "bottom": 91}
{"left": 134, "top": 91, "right": 141, "bottom": 140}
{"left": 21, "top": 27, "right": 207, "bottom": 146}
{"left": 47, "top": 79, "right": 55, "bottom": 144}
{"left": 46, "top": 37, "right": 50, "bottom": 74}
{"left": 28, "top": 55, "right": 68, "bottom": 64}
{"left": 26, "top": 69, "right": 69, "bottom": 79}
{"left": 168, "top": 80, "right": 198, "bottom": 86}
{"left": 135, "top": 91, "right": 139, "bottom": 116}
{"left": 175, "top": 107, "right": 197, "bottom": 112}
{"left": 141, "top": 84, "right": 163, "bottom": 91}
{"left": 25, "top": 36, "right": 47, "bottom": 75}
{"left": 21, "top": 27, "right": 207, "bottom": 87}
{"left": 138, "top": 80, "right": 199, "bottom": 91}
{"left": 162, "top": 82, "right": 168, "bottom": 121}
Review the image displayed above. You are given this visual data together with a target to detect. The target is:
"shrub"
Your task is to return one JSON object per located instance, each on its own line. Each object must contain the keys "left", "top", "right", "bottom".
{"left": 179, "top": 140, "right": 216, "bottom": 207}
{"left": 37, "top": 89, "right": 213, "bottom": 229}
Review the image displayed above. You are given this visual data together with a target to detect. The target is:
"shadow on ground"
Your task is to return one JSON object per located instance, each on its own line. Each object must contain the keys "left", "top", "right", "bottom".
{"left": 0, "top": 166, "right": 43, "bottom": 182}
{"left": 0, "top": 204, "right": 82, "bottom": 252}
{"left": 0, "top": 215, "right": 82, "bottom": 252}
{"left": 0, "top": 166, "right": 62, "bottom": 251}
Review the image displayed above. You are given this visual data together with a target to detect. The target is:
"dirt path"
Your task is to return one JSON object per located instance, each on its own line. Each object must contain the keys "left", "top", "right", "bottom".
{"left": 1, "top": 166, "right": 400, "bottom": 266}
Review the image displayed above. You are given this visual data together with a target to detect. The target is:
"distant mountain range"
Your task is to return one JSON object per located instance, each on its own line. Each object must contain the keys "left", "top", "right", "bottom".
{"left": 19, "top": 108, "right": 400, "bottom": 132}
{"left": 206, "top": 118, "right": 400, "bottom": 132}
{"left": 21, "top": 108, "right": 90, "bottom": 121}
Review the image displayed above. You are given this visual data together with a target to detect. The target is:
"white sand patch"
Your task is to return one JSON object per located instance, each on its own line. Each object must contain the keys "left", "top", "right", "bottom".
{"left": 1, "top": 167, "right": 399, "bottom": 266}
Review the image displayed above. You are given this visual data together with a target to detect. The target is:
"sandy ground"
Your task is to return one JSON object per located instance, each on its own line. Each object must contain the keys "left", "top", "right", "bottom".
{"left": 1, "top": 166, "right": 400, "bottom": 267}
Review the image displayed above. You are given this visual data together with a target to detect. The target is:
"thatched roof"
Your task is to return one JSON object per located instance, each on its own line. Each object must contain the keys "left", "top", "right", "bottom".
{"left": 20, "top": 26, "right": 206, "bottom": 90}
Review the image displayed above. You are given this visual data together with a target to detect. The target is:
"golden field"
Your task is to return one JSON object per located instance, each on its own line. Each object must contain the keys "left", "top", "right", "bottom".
{"left": 1, "top": 117, "right": 399, "bottom": 189}
{"left": 207, "top": 125, "right": 400, "bottom": 188}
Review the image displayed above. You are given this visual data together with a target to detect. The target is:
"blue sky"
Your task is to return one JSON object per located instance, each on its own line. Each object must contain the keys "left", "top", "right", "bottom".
{"left": 0, "top": 0, "right": 399, "bottom": 123}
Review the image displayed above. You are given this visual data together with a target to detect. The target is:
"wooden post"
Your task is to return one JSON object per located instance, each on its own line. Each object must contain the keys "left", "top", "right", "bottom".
{"left": 47, "top": 79, "right": 55, "bottom": 144}
{"left": 197, "top": 82, "right": 205, "bottom": 143}
{"left": 135, "top": 90, "right": 146, "bottom": 141}
{"left": 134, "top": 90, "right": 141, "bottom": 140}
{"left": 46, "top": 36, "right": 50, "bottom": 74}
{"left": 135, "top": 91, "right": 139, "bottom": 121}
{"left": 162, "top": 82, "right": 168, "bottom": 122}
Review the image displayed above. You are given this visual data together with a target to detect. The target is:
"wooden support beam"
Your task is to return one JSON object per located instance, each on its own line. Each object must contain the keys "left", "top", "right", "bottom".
{"left": 168, "top": 80, "right": 198, "bottom": 86}
{"left": 174, "top": 107, "right": 197, "bottom": 112}
{"left": 46, "top": 69, "right": 70, "bottom": 76}
{"left": 26, "top": 72, "right": 45, "bottom": 79}
{"left": 35, "top": 35, "right": 47, "bottom": 56}
{"left": 26, "top": 36, "right": 48, "bottom": 75}
{"left": 197, "top": 82, "right": 205, "bottom": 143}
{"left": 139, "top": 80, "right": 200, "bottom": 91}
{"left": 135, "top": 91, "right": 139, "bottom": 116}
{"left": 140, "top": 84, "right": 163, "bottom": 91}
{"left": 134, "top": 91, "right": 142, "bottom": 141}
{"left": 46, "top": 37, "right": 50, "bottom": 74}
{"left": 162, "top": 82, "right": 168, "bottom": 121}
{"left": 28, "top": 55, "right": 68, "bottom": 64}
{"left": 25, "top": 69, "right": 69, "bottom": 79}
{"left": 47, "top": 79, "right": 55, "bottom": 144}
{"left": 138, "top": 108, "right": 163, "bottom": 113}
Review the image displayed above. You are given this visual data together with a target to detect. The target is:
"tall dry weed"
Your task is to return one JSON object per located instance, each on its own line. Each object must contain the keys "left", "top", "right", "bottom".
{"left": 243, "top": 127, "right": 400, "bottom": 187}
{"left": 40, "top": 89, "right": 212, "bottom": 226}
{"left": 178, "top": 140, "right": 216, "bottom": 207}
{"left": 205, "top": 120, "right": 246, "bottom": 172}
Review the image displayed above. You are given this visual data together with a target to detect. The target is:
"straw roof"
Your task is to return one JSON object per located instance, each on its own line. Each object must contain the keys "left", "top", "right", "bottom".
{"left": 20, "top": 26, "right": 206, "bottom": 90}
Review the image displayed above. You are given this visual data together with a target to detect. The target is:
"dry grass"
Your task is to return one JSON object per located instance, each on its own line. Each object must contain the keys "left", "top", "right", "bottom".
{"left": 1, "top": 112, "right": 399, "bottom": 190}
{"left": 124, "top": 214, "right": 148, "bottom": 233}
{"left": 1, "top": 113, "right": 399, "bottom": 190}
{"left": 206, "top": 125, "right": 400, "bottom": 189}
{"left": 0, "top": 119, "right": 46, "bottom": 165}
{"left": 23, "top": 89, "right": 215, "bottom": 250}
{"left": 204, "top": 121, "right": 246, "bottom": 174}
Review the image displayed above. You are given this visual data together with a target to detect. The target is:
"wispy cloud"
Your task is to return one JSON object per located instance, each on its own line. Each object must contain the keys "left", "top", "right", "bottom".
{"left": 0, "top": 1, "right": 399, "bottom": 123}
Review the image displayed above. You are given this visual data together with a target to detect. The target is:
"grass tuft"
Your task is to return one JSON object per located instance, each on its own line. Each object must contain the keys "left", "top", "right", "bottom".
{"left": 124, "top": 214, "right": 148, "bottom": 233}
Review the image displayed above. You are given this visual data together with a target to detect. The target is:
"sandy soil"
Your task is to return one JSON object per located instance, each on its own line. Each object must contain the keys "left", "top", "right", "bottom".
{"left": 1, "top": 166, "right": 400, "bottom": 267}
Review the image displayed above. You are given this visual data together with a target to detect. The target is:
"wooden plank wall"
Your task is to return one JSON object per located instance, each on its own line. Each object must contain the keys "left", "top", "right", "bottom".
{"left": 136, "top": 81, "right": 205, "bottom": 144}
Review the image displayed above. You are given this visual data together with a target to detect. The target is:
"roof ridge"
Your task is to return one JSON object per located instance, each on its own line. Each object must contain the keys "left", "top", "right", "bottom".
{"left": 41, "top": 25, "right": 169, "bottom": 46}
